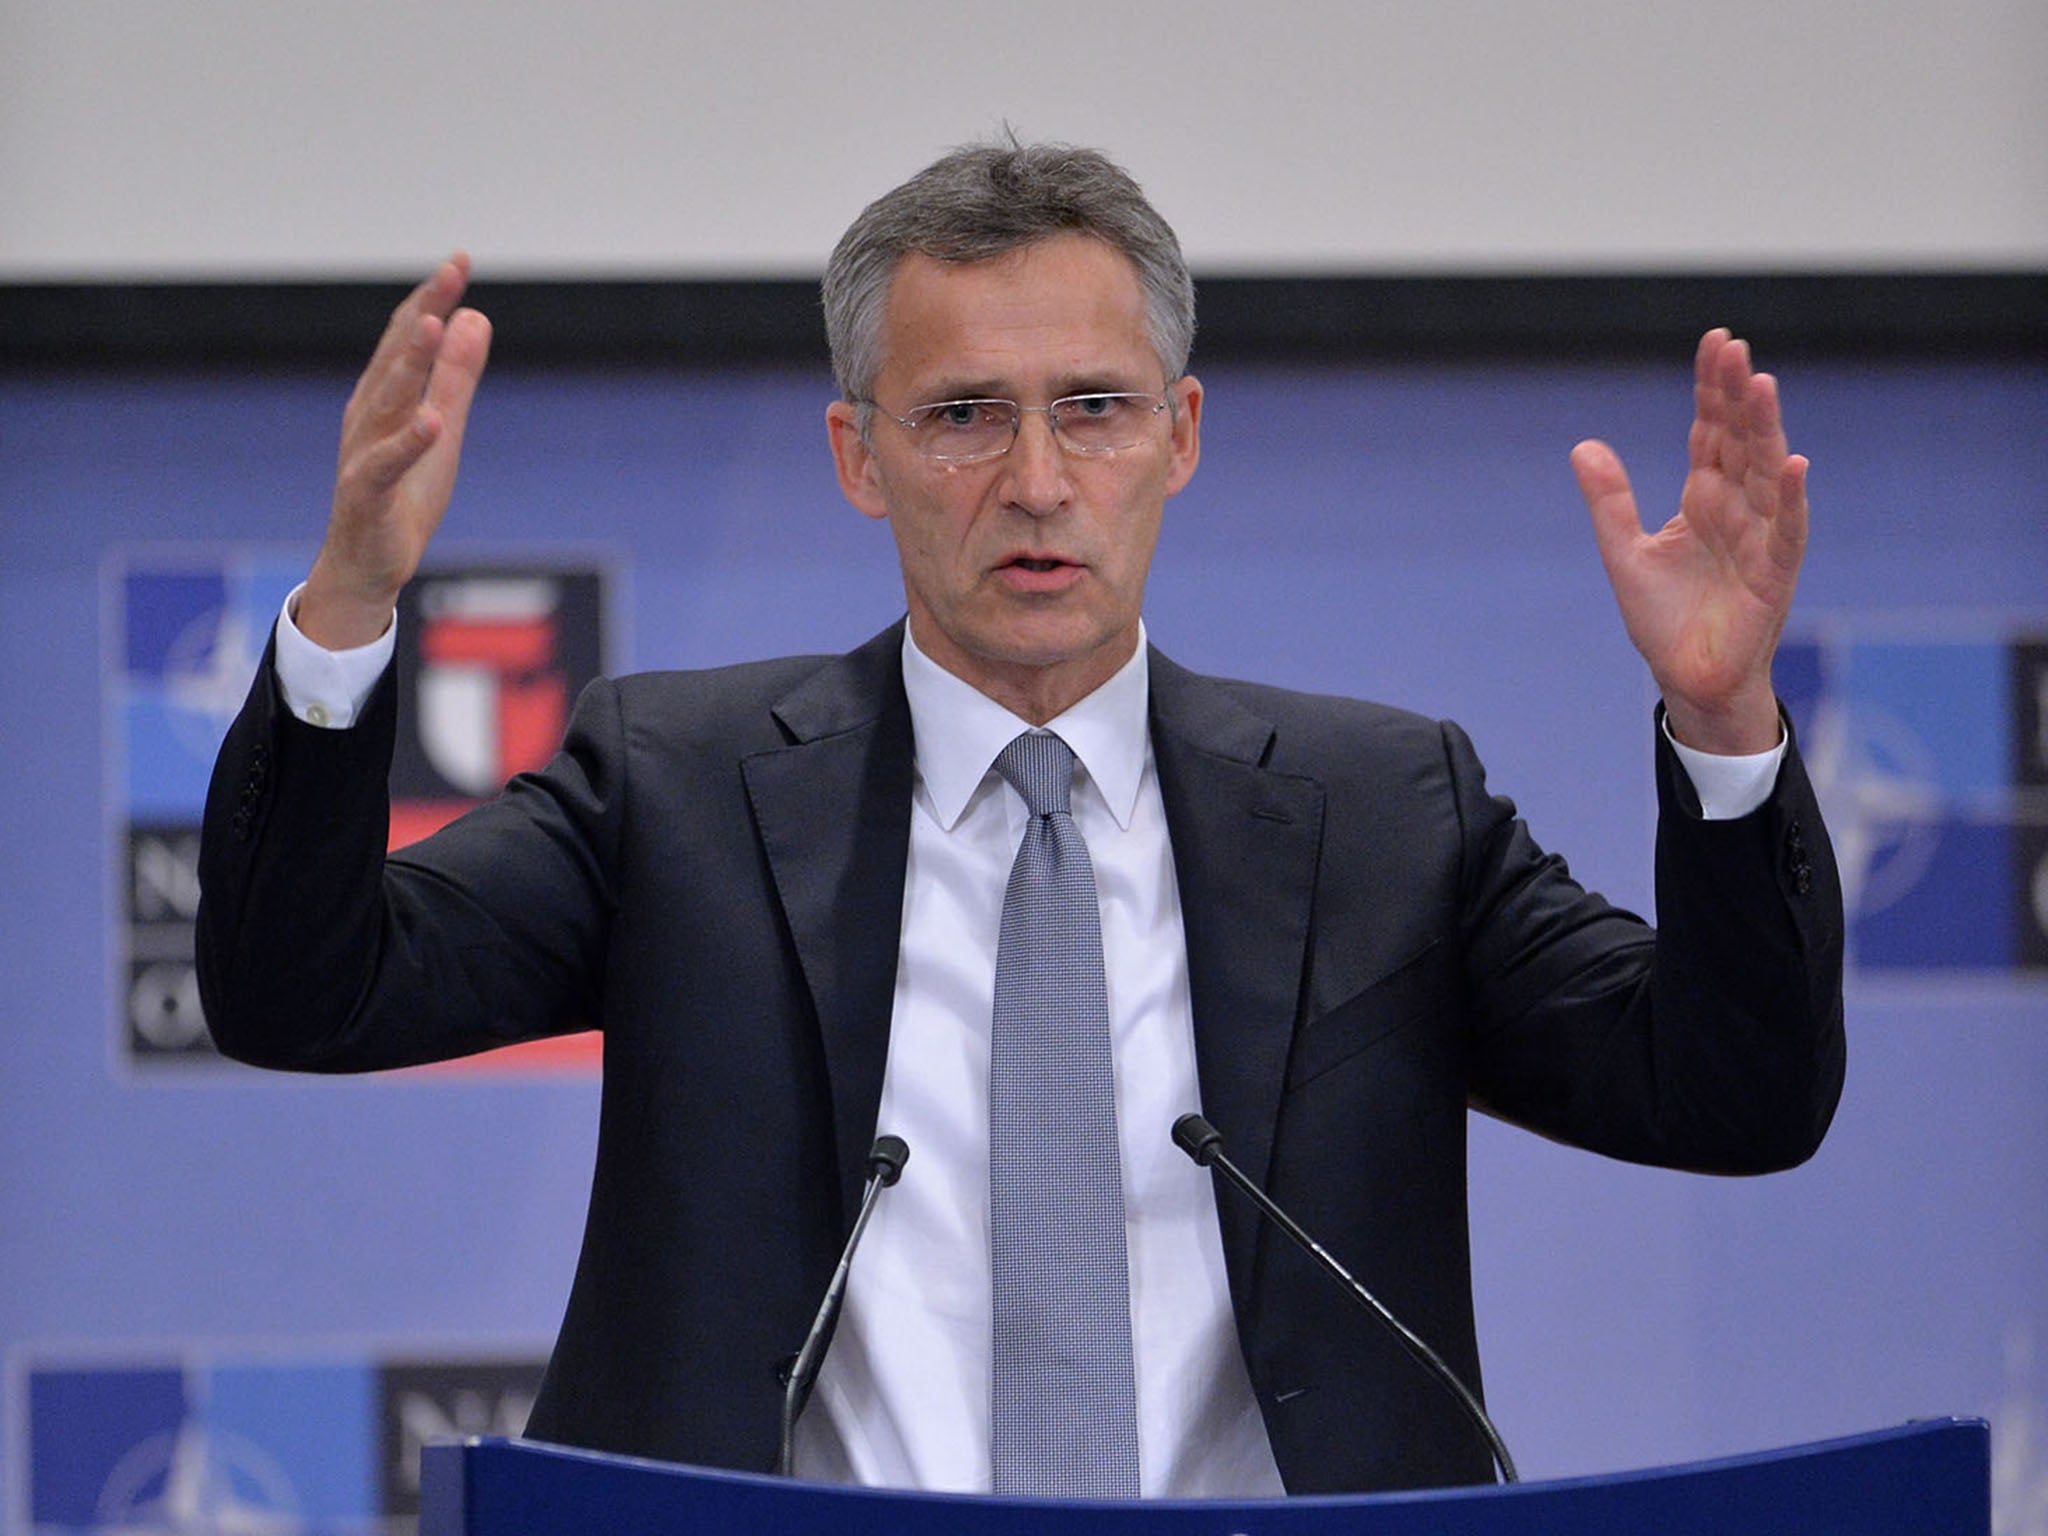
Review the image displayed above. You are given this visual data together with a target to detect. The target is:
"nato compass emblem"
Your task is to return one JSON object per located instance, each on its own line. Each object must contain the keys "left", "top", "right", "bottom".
{"left": 88, "top": 1417, "right": 307, "bottom": 1533}
{"left": 1776, "top": 630, "right": 2048, "bottom": 976}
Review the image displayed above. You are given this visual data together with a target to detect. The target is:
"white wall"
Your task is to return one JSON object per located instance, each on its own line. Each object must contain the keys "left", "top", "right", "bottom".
{"left": 4, "top": 0, "right": 2043, "bottom": 280}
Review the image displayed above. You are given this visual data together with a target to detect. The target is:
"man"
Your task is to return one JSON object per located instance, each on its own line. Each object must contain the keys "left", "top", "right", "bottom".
{"left": 197, "top": 141, "right": 1844, "bottom": 1497}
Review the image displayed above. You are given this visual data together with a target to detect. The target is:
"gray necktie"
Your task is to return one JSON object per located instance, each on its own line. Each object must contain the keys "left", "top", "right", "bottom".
{"left": 988, "top": 729, "right": 1141, "bottom": 1499}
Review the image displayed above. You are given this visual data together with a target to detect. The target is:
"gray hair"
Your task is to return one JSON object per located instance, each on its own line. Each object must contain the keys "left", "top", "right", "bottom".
{"left": 822, "top": 138, "right": 1196, "bottom": 404}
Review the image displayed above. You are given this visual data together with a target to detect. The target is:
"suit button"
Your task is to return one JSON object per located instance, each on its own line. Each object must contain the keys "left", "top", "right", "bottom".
{"left": 1794, "top": 868, "right": 1813, "bottom": 896}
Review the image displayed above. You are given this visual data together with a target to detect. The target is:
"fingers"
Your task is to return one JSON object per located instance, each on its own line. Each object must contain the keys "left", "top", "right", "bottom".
{"left": 421, "top": 304, "right": 493, "bottom": 444}
{"left": 1696, "top": 330, "right": 1784, "bottom": 445}
{"left": 325, "top": 255, "right": 490, "bottom": 581}
{"left": 344, "top": 404, "right": 442, "bottom": 503}
{"left": 380, "top": 252, "right": 471, "bottom": 354}
{"left": 1740, "top": 369, "right": 1792, "bottom": 475}
{"left": 1690, "top": 328, "right": 1744, "bottom": 472}
{"left": 349, "top": 253, "right": 474, "bottom": 435}
{"left": 1769, "top": 452, "right": 1812, "bottom": 572}
{"left": 337, "top": 257, "right": 489, "bottom": 497}
{"left": 1691, "top": 328, "right": 1797, "bottom": 504}
{"left": 1571, "top": 437, "right": 1643, "bottom": 584}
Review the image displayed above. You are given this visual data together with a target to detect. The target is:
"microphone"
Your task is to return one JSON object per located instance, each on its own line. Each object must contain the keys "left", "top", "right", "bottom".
{"left": 1171, "top": 1113, "right": 1519, "bottom": 1484}
{"left": 777, "top": 1134, "right": 910, "bottom": 1478}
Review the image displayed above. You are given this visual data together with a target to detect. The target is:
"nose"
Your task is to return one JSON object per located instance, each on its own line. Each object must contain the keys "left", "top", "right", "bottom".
{"left": 998, "top": 407, "right": 1072, "bottom": 517}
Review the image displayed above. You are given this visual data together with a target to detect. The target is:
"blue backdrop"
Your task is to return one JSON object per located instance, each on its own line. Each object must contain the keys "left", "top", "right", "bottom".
{"left": 3, "top": 351, "right": 2045, "bottom": 1527}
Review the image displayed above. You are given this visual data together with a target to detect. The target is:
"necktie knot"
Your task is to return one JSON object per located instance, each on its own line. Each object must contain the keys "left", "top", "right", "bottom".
{"left": 995, "top": 731, "right": 1076, "bottom": 818}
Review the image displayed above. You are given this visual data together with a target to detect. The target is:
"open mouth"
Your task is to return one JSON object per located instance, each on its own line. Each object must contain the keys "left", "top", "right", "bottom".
{"left": 996, "top": 555, "right": 1082, "bottom": 591}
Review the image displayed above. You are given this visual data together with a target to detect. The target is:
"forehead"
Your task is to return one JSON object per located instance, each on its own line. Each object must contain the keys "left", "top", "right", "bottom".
{"left": 875, "top": 233, "right": 1158, "bottom": 397}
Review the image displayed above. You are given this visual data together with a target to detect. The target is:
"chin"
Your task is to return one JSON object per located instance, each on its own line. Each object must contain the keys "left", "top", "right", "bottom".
{"left": 982, "top": 623, "right": 1119, "bottom": 671}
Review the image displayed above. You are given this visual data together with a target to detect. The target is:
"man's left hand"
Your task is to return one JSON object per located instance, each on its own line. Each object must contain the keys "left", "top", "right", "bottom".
{"left": 1572, "top": 328, "right": 1807, "bottom": 755}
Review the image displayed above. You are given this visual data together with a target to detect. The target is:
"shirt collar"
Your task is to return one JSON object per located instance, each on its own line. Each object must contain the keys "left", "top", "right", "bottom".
{"left": 901, "top": 620, "right": 1151, "bottom": 833}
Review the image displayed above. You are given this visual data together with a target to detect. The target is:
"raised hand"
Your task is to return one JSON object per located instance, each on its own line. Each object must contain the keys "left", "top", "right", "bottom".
{"left": 298, "top": 253, "right": 493, "bottom": 650}
{"left": 1572, "top": 329, "right": 1808, "bottom": 755}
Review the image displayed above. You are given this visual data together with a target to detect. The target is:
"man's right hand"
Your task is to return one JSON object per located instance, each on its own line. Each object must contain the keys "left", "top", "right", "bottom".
{"left": 297, "top": 253, "right": 492, "bottom": 651}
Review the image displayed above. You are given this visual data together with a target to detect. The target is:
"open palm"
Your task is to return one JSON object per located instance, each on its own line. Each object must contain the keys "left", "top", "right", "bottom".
{"left": 1573, "top": 329, "right": 1807, "bottom": 755}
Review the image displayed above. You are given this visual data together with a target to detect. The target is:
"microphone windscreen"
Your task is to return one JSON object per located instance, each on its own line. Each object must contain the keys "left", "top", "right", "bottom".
{"left": 867, "top": 1134, "right": 910, "bottom": 1186}
{"left": 1172, "top": 1113, "right": 1223, "bottom": 1167}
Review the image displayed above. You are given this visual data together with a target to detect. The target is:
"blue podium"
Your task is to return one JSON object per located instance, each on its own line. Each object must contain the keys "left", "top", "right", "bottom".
{"left": 420, "top": 1419, "right": 1988, "bottom": 1534}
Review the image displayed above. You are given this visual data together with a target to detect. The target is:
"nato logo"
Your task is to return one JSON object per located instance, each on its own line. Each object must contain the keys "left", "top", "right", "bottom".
{"left": 115, "top": 555, "right": 308, "bottom": 1064}
{"left": 111, "top": 553, "right": 609, "bottom": 1071}
{"left": 18, "top": 1353, "right": 543, "bottom": 1533}
{"left": 1776, "top": 629, "right": 2048, "bottom": 975}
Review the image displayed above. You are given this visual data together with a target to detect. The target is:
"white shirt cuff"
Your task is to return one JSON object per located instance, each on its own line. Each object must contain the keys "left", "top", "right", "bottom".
{"left": 1663, "top": 713, "right": 1787, "bottom": 821}
{"left": 272, "top": 582, "right": 396, "bottom": 729}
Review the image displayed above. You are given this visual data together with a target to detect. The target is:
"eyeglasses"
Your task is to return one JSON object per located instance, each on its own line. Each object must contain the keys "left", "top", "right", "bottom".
{"left": 864, "top": 391, "right": 1172, "bottom": 464}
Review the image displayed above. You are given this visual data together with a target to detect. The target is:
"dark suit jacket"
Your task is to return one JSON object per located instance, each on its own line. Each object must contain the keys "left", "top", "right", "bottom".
{"left": 197, "top": 620, "right": 1845, "bottom": 1494}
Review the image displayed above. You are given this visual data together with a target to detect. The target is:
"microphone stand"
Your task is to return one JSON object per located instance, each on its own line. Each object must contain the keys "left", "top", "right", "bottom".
{"left": 778, "top": 1135, "right": 909, "bottom": 1478}
{"left": 1174, "top": 1113, "right": 1518, "bottom": 1484}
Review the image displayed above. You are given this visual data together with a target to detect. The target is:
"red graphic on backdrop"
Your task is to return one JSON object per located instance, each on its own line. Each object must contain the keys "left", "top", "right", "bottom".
{"left": 391, "top": 568, "right": 609, "bottom": 1073}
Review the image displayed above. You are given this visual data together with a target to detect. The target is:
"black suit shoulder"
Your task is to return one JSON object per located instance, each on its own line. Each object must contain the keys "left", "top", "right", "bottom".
{"left": 1146, "top": 650, "right": 1466, "bottom": 787}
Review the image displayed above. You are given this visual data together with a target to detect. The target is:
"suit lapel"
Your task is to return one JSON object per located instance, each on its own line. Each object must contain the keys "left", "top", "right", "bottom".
{"left": 1149, "top": 650, "right": 1324, "bottom": 1299}
{"left": 737, "top": 630, "right": 1324, "bottom": 1252}
{"left": 741, "top": 625, "right": 914, "bottom": 1229}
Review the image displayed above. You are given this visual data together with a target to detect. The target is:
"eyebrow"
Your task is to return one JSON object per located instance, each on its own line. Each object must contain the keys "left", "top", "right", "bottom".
{"left": 909, "top": 371, "right": 1152, "bottom": 404}
{"left": 909, "top": 378, "right": 1007, "bottom": 404}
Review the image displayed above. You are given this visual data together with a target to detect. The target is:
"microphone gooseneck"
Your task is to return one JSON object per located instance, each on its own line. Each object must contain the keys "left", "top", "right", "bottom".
{"left": 1171, "top": 1112, "right": 1519, "bottom": 1484}
{"left": 778, "top": 1134, "right": 911, "bottom": 1477}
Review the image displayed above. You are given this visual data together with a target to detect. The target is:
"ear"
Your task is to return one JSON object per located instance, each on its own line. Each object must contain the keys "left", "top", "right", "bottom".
{"left": 826, "top": 400, "right": 890, "bottom": 520}
{"left": 1163, "top": 374, "right": 1203, "bottom": 497}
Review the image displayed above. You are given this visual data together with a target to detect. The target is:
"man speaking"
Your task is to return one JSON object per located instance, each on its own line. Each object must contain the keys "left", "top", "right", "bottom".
{"left": 196, "top": 139, "right": 1845, "bottom": 1497}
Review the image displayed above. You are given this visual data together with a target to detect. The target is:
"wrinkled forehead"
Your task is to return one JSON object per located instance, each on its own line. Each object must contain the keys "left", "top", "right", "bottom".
{"left": 874, "top": 235, "right": 1161, "bottom": 398}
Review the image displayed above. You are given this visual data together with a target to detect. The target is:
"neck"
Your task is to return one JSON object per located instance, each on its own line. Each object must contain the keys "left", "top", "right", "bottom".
{"left": 908, "top": 627, "right": 1141, "bottom": 727}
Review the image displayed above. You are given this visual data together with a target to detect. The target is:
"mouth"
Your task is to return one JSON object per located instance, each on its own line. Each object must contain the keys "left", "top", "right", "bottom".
{"left": 994, "top": 553, "right": 1084, "bottom": 591}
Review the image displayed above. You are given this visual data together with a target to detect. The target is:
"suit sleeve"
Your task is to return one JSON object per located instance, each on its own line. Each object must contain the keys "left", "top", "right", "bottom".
{"left": 1455, "top": 709, "right": 1846, "bottom": 1174}
{"left": 195, "top": 642, "right": 623, "bottom": 1071}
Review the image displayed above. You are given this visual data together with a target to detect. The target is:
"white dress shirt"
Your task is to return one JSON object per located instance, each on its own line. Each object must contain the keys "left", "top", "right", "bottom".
{"left": 269, "top": 591, "right": 1785, "bottom": 1496}
{"left": 789, "top": 623, "right": 1286, "bottom": 1495}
